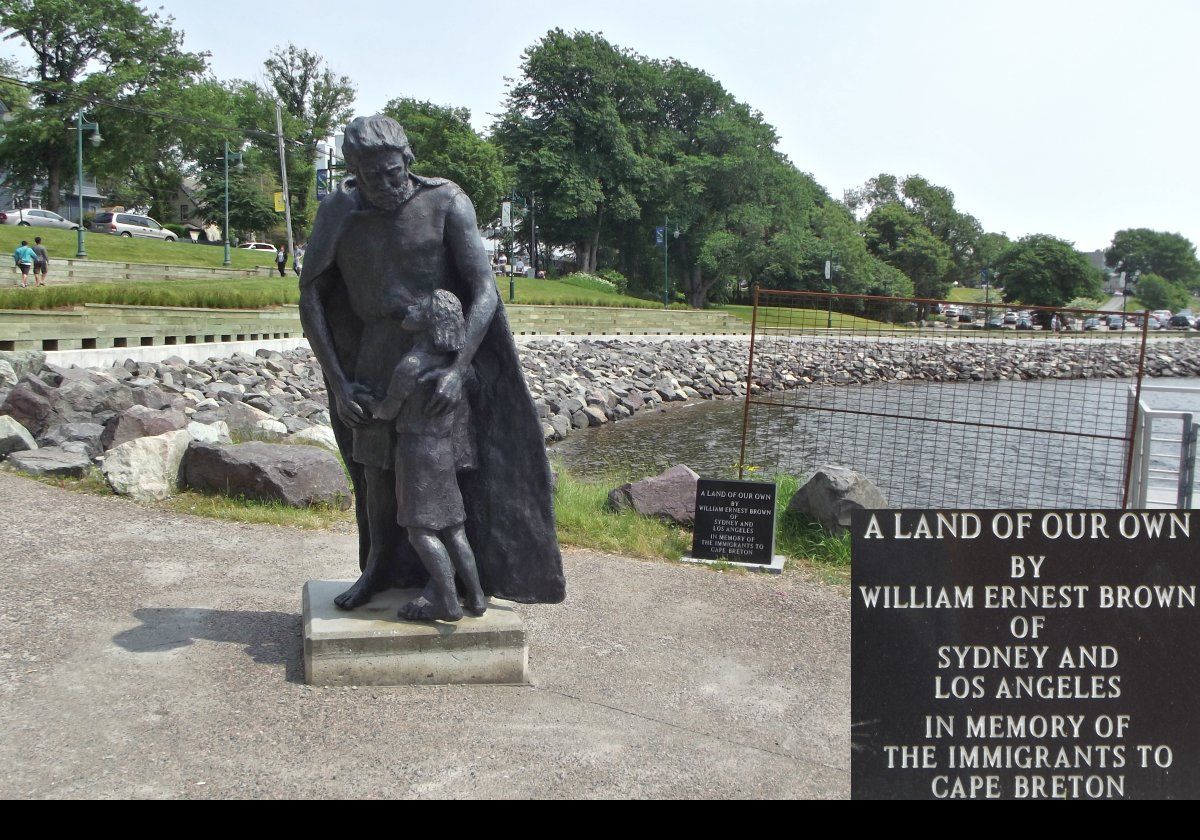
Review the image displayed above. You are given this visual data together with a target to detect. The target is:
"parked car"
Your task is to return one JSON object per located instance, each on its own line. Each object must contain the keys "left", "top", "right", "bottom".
{"left": 90, "top": 211, "right": 177, "bottom": 241}
{"left": 1147, "top": 316, "right": 1163, "bottom": 331}
{"left": 1083, "top": 317, "right": 1101, "bottom": 331}
{"left": 1107, "top": 316, "right": 1126, "bottom": 331}
{"left": 1169, "top": 313, "right": 1195, "bottom": 330}
{"left": 984, "top": 316, "right": 1006, "bottom": 330}
{"left": 1015, "top": 317, "right": 1035, "bottom": 330}
{"left": 238, "top": 242, "right": 278, "bottom": 252}
{"left": 0, "top": 207, "right": 79, "bottom": 230}
{"left": 1003, "top": 311, "right": 1018, "bottom": 324}
{"left": 1152, "top": 310, "right": 1173, "bottom": 324}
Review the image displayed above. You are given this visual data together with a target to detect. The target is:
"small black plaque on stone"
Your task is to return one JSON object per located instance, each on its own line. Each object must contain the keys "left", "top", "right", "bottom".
{"left": 852, "top": 509, "right": 1200, "bottom": 800}
{"left": 691, "top": 479, "right": 777, "bottom": 565}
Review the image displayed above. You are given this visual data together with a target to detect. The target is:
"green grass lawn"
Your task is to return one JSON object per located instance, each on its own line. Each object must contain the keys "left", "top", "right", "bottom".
{"left": 1, "top": 226, "right": 277, "bottom": 270}
{"left": 505, "top": 273, "right": 688, "bottom": 309}
{"left": 0, "top": 277, "right": 299, "bottom": 310}
{"left": 0, "top": 272, "right": 688, "bottom": 311}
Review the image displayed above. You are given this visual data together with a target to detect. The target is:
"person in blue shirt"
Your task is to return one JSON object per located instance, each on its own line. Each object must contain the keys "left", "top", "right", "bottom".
{"left": 12, "top": 240, "right": 35, "bottom": 288}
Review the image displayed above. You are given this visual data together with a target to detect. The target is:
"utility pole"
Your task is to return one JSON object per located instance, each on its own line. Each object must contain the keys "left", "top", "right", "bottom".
{"left": 275, "top": 103, "right": 295, "bottom": 259}
{"left": 529, "top": 191, "right": 538, "bottom": 277}
{"left": 663, "top": 215, "right": 670, "bottom": 309}
{"left": 826, "top": 251, "right": 834, "bottom": 329}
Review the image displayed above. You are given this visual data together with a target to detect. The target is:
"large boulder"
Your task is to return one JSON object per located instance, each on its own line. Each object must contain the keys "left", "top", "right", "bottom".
{"left": 787, "top": 465, "right": 889, "bottom": 535}
{"left": 39, "top": 422, "right": 106, "bottom": 458}
{"left": 101, "top": 430, "right": 191, "bottom": 502}
{"left": 1, "top": 378, "right": 55, "bottom": 437}
{"left": 183, "top": 441, "right": 351, "bottom": 509}
{"left": 0, "top": 359, "right": 17, "bottom": 389}
{"left": 218, "top": 400, "right": 288, "bottom": 440}
{"left": 607, "top": 464, "right": 699, "bottom": 525}
{"left": 101, "top": 405, "right": 188, "bottom": 451}
{"left": 0, "top": 350, "right": 45, "bottom": 381}
{"left": 186, "top": 420, "right": 232, "bottom": 445}
{"left": 6, "top": 446, "right": 92, "bottom": 478}
{"left": 285, "top": 424, "right": 339, "bottom": 453}
{"left": 0, "top": 415, "right": 37, "bottom": 457}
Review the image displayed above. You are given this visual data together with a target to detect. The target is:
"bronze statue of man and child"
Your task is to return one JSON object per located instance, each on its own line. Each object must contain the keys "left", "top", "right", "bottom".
{"left": 299, "top": 115, "right": 565, "bottom": 622}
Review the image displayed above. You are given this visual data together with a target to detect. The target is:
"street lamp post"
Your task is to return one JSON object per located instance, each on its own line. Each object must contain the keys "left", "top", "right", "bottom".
{"left": 72, "top": 111, "right": 102, "bottom": 258}
{"left": 660, "top": 217, "right": 680, "bottom": 309}
{"left": 222, "top": 140, "right": 244, "bottom": 267}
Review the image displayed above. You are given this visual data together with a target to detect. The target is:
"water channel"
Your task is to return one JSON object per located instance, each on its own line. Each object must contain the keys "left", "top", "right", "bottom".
{"left": 551, "top": 377, "right": 1200, "bottom": 509}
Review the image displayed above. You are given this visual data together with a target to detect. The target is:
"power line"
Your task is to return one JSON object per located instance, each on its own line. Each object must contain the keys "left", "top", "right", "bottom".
{"left": 0, "top": 73, "right": 308, "bottom": 148}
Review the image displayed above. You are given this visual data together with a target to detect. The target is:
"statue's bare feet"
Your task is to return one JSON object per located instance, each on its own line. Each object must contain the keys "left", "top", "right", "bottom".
{"left": 399, "top": 594, "right": 464, "bottom": 622}
{"left": 334, "top": 570, "right": 385, "bottom": 610}
{"left": 462, "top": 591, "right": 488, "bottom": 617}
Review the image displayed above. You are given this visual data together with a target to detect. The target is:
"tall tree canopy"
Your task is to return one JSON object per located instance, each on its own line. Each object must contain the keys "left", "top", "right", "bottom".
{"left": 0, "top": 0, "right": 207, "bottom": 214}
{"left": 995, "top": 234, "right": 1103, "bottom": 308}
{"left": 381, "top": 98, "right": 507, "bottom": 222}
{"left": 1105, "top": 228, "right": 1200, "bottom": 287}
{"left": 262, "top": 43, "right": 355, "bottom": 240}
{"left": 847, "top": 173, "right": 989, "bottom": 292}
{"left": 494, "top": 30, "right": 905, "bottom": 306}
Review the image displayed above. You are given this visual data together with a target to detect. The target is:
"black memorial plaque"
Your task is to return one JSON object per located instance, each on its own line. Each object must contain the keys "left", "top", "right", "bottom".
{"left": 691, "top": 479, "right": 777, "bottom": 564}
{"left": 852, "top": 510, "right": 1200, "bottom": 800}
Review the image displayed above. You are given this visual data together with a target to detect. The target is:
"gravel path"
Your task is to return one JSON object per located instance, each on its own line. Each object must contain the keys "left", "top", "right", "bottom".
{"left": 0, "top": 470, "right": 850, "bottom": 799}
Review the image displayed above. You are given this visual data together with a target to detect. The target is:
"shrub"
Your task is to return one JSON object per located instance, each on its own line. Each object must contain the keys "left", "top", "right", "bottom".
{"left": 596, "top": 268, "right": 629, "bottom": 294}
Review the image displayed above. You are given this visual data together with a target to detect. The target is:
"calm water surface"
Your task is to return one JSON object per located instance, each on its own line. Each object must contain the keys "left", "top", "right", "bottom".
{"left": 551, "top": 377, "right": 1200, "bottom": 508}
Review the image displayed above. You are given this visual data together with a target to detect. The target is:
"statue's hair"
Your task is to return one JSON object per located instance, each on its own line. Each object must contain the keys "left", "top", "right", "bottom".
{"left": 425, "top": 289, "right": 466, "bottom": 353}
{"left": 342, "top": 115, "right": 416, "bottom": 167}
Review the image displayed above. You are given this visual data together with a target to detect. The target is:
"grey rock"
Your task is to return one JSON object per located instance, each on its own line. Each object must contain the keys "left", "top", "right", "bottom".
{"left": 788, "top": 465, "right": 889, "bottom": 535}
{"left": 0, "top": 379, "right": 54, "bottom": 436}
{"left": 0, "top": 350, "right": 46, "bottom": 381}
{"left": 39, "top": 422, "right": 105, "bottom": 458}
{"left": 582, "top": 405, "right": 608, "bottom": 426}
{"left": 183, "top": 441, "right": 351, "bottom": 509}
{"left": 101, "top": 429, "right": 191, "bottom": 502}
{"left": 0, "top": 359, "right": 16, "bottom": 389}
{"left": 101, "top": 405, "right": 188, "bottom": 450}
{"left": 607, "top": 464, "right": 699, "bottom": 525}
{"left": 0, "top": 414, "right": 37, "bottom": 457}
{"left": 6, "top": 446, "right": 92, "bottom": 478}
{"left": 187, "top": 420, "right": 232, "bottom": 445}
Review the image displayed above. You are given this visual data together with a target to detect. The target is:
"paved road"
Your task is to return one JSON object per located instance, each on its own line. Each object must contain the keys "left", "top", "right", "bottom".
{"left": 0, "top": 470, "right": 850, "bottom": 799}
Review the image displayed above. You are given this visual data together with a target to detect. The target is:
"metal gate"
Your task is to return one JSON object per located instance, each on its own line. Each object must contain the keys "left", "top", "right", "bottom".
{"left": 737, "top": 289, "right": 1155, "bottom": 509}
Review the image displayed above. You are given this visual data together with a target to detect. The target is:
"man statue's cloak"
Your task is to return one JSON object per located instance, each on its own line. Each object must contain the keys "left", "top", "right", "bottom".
{"left": 300, "top": 177, "right": 566, "bottom": 604}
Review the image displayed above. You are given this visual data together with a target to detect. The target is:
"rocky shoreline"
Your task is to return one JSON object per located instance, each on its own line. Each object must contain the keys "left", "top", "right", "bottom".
{"left": 2, "top": 336, "right": 1200, "bottom": 501}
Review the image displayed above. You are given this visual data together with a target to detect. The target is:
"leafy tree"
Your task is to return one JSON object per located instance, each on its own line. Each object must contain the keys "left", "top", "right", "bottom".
{"left": 0, "top": 0, "right": 206, "bottom": 213}
{"left": 381, "top": 98, "right": 507, "bottom": 222}
{"left": 1106, "top": 228, "right": 1200, "bottom": 286}
{"left": 995, "top": 234, "right": 1103, "bottom": 308}
{"left": 848, "top": 173, "right": 989, "bottom": 291}
{"left": 863, "top": 202, "right": 952, "bottom": 300}
{"left": 1136, "top": 274, "right": 1191, "bottom": 313}
{"left": 494, "top": 30, "right": 658, "bottom": 275}
{"left": 262, "top": 44, "right": 355, "bottom": 240}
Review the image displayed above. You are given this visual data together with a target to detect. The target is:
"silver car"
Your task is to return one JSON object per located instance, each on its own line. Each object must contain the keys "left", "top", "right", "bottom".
{"left": 0, "top": 207, "right": 79, "bottom": 230}
{"left": 90, "top": 211, "right": 177, "bottom": 241}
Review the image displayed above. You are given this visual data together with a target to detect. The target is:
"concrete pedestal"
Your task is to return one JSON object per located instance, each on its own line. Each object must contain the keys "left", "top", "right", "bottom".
{"left": 302, "top": 580, "right": 529, "bottom": 686}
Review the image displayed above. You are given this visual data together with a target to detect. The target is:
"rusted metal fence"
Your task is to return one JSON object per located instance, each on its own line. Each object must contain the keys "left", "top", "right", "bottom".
{"left": 737, "top": 289, "right": 1154, "bottom": 509}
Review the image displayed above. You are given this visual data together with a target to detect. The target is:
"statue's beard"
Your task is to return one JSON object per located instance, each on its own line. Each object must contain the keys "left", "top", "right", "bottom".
{"left": 362, "top": 180, "right": 414, "bottom": 212}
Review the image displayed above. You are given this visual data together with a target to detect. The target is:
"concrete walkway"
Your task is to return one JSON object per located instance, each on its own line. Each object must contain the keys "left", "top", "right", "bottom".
{"left": 0, "top": 471, "right": 850, "bottom": 799}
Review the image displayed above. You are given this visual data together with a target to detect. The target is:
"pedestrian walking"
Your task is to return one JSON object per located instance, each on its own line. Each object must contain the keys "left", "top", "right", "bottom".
{"left": 31, "top": 236, "right": 49, "bottom": 287}
{"left": 275, "top": 246, "right": 287, "bottom": 278}
{"left": 12, "top": 240, "right": 35, "bottom": 288}
{"left": 292, "top": 244, "right": 305, "bottom": 276}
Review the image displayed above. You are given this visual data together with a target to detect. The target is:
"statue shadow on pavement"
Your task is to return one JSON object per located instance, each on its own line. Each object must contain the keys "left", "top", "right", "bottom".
{"left": 112, "top": 607, "right": 304, "bottom": 684}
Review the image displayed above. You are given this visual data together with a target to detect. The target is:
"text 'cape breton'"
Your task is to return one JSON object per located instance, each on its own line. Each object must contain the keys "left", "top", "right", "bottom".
{"left": 300, "top": 175, "right": 566, "bottom": 604}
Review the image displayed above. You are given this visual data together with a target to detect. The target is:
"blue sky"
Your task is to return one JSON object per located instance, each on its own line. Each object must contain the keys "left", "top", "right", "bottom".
{"left": 11, "top": 1, "right": 1199, "bottom": 253}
